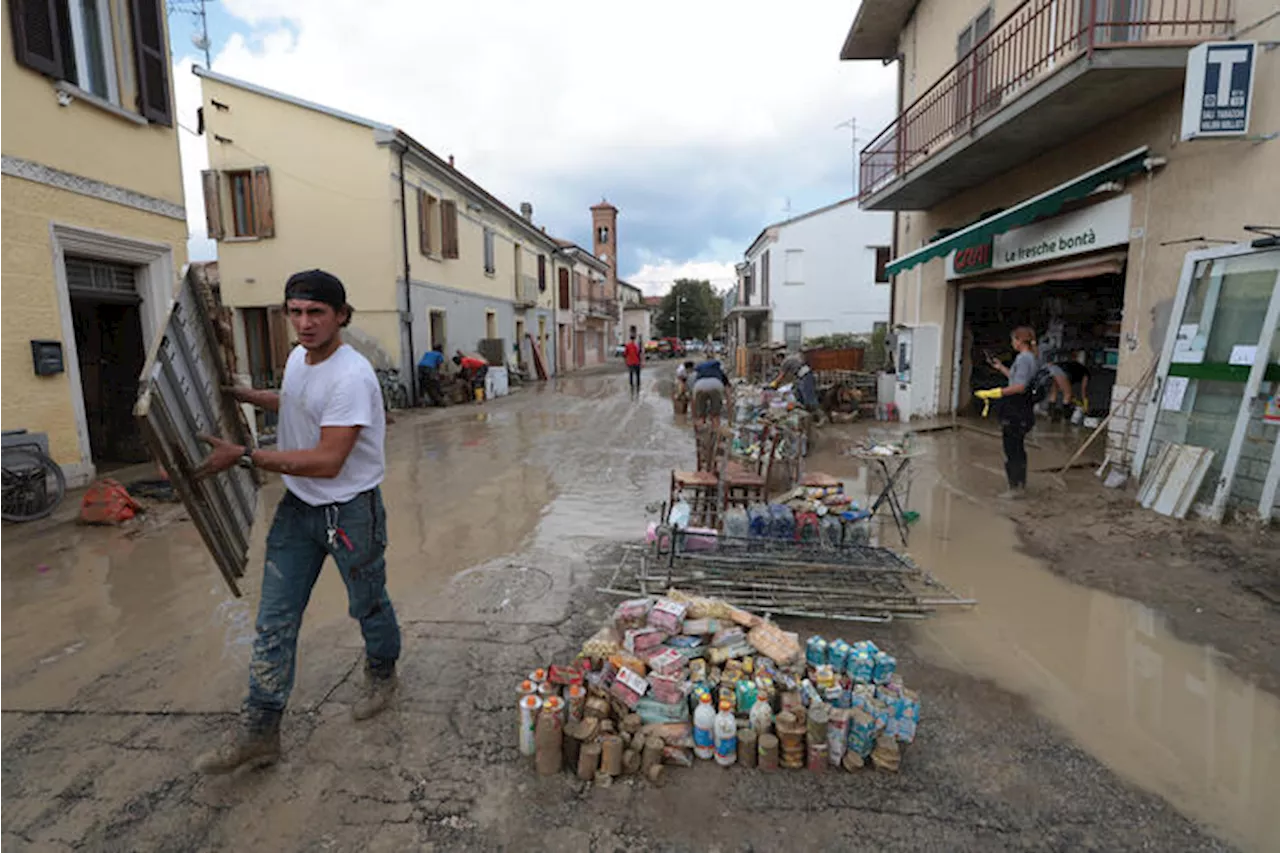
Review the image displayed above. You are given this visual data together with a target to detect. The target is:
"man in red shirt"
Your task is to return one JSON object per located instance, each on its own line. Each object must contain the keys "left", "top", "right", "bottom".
{"left": 624, "top": 334, "right": 643, "bottom": 396}
{"left": 453, "top": 351, "right": 489, "bottom": 403}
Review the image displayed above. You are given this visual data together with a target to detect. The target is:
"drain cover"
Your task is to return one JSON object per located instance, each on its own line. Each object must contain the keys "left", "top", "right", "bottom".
{"left": 448, "top": 564, "right": 553, "bottom": 614}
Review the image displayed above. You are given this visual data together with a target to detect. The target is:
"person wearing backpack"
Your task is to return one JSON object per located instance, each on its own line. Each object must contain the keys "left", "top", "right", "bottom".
{"left": 975, "top": 326, "right": 1042, "bottom": 499}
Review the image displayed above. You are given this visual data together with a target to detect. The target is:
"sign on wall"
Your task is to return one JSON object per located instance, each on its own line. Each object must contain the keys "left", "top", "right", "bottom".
{"left": 1181, "top": 41, "right": 1257, "bottom": 140}
{"left": 945, "top": 194, "right": 1132, "bottom": 280}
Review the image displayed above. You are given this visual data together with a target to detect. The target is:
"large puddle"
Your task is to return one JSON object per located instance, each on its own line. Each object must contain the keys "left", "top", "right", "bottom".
{"left": 827, "top": 428, "right": 1279, "bottom": 852}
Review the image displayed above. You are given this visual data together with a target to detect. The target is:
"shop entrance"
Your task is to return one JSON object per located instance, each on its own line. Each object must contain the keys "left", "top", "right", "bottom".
{"left": 959, "top": 270, "right": 1125, "bottom": 418}
{"left": 67, "top": 257, "right": 150, "bottom": 469}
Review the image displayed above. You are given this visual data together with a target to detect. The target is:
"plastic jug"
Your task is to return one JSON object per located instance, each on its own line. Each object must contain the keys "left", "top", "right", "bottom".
{"left": 768, "top": 504, "right": 795, "bottom": 540}
{"left": 747, "top": 503, "right": 771, "bottom": 537}
{"left": 714, "top": 699, "right": 738, "bottom": 767}
{"left": 723, "top": 506, "right": 750, "bottom": 540}
{"left": 693, "top": 693, "right": 716, "bottom": 759}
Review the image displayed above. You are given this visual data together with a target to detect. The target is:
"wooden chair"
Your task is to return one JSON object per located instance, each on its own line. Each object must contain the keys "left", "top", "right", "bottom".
{"left": 722, "top": 425, "right": 774, "bottom": 512}
{"left": 669, "top": 424, "right": 723, "bottom": 527}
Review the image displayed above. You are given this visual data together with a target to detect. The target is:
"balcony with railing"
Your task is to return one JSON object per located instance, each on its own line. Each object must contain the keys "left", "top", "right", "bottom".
{"left": 515, "top": 274, "right": 539, "bottom": 307}
{"left": 858, "top": 0, "right": 1233, "bottom": 210}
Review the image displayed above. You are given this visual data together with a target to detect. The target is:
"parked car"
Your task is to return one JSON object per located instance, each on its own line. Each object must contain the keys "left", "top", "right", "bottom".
{"left": 662, "top": 337, "right": 685, "bottom": 358}
{"left": 613, "top": 343, "right": 627, "bottom": 358}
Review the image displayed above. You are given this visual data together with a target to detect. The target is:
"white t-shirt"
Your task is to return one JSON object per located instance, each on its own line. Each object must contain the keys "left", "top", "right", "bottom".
{"left": 277, "top": 344, "right": 385, "bottom": 506}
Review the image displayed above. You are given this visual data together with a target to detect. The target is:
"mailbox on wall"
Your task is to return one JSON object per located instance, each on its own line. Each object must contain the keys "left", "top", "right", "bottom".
{"left": 30, "top": 340, "right": 64, "bottom": 376}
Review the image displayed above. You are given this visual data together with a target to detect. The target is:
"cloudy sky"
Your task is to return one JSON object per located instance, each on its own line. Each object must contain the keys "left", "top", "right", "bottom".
{"left": 170, "top": 0, "right": 895, "bottom": 295}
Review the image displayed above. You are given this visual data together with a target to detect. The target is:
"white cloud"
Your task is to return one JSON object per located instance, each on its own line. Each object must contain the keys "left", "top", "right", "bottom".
{"left": 174, "top": 1, "right": 895, "bottom": 273}
{"left": 627, "top": 258, "right": 738, "bottom": 298}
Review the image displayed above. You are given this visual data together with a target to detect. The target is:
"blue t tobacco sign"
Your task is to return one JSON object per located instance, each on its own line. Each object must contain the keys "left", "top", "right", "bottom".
{"left": 1181, "top": 41, "right": 1257, "bottom": 140}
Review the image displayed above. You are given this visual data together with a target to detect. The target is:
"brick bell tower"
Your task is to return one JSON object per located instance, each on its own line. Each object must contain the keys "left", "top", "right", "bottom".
{"left": 590, "top": 199, "right": 618, "bottom": 293}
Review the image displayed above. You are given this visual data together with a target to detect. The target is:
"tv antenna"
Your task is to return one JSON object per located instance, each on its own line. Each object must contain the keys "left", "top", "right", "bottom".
{"left": 169, "top": 0, "right": 213, "bottom": 68}
{"left": 835, "top": 117, "right": 863, "bottom": 197}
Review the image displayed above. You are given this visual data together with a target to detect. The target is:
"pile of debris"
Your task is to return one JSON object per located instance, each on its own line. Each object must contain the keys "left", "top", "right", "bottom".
{"left": 519, "top": 593, "right": 921, "bottom": 784}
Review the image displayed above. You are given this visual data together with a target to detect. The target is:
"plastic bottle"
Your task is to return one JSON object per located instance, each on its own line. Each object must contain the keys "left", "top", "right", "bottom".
{"left": 693, "top": 693, "right": 716, "bottom": 760}
{"left": 723, "top": 506, "right": 750, "bottom": 540}
{"left": 714, "top": 699, "right": 738, "bottom": 767}
{"left": 749, "top": 692, "right": 774, "bottom": 734}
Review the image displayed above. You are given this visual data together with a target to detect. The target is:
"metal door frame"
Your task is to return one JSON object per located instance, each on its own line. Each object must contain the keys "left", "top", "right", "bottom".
{"left": 1132, "top": 242, "right": 1280, "bottom": 521}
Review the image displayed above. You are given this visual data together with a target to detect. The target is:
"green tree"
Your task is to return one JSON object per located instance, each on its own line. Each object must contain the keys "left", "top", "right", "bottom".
{"left": 653, "top": 279, "right": 721, "bottom": 341}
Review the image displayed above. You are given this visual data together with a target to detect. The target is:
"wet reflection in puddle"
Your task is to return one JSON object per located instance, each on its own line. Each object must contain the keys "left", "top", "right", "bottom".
{"left": 848, "top": 432, "right": 1280, "bottom": 852}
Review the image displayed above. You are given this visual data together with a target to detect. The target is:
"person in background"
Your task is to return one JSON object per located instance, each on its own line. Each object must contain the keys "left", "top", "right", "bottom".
{"left": 1047, "top": 359, "right": 1091, "bottom": 421}
{"left": 692, "top": 356, "right": 732, "bottom": 428}
{"left": 453, "top": 351, "right": 488, "bottom": 404}
{"left": 417, "top": 343, "right": 446, "bottom": 407}
{"left": 624, "top": 334, "right": 643, "bottom": 396}
{"left": 673, "top": 359, "right": 695, "bottom": 411}
{"left": 976, "top": 326, "right": 1040, "bottom": 499}
{"left": 193, "top": 269, "right": 401, "bottom": 774}
{"left": 772, "top": 349, "right": 822, "bottom": 424}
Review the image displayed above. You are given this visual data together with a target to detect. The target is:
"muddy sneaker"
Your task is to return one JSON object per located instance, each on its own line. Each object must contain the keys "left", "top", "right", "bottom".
{"left": 352, "top": 669, "right": 398, "bottom": 721}
{"left": 194, "top": 719, "right": 281, "bottom": 775}
{"left": 997, "top": 487, "right": 1026, "bottom": 500}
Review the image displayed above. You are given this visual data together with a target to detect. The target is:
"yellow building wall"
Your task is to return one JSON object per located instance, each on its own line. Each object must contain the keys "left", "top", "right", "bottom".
{"left": 898, "top": 0, "right": 1011, "bottom": 107}
{"left": 1, "top": 177, "right": 187, "bottom": 467}
{"left": 403, "top": 160, "right": 559, "bottom": 306}
{"left": 201, "top": 77, "right": 400, "bottom": 361}
{"left": 891, "top": 0, "right": 1280, "bottom": 410}
{"left": 1, "top": 3, "right": 183, "bottom": 206}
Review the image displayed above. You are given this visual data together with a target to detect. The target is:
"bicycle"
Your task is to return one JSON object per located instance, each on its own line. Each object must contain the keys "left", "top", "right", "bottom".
{"left": 2, "top": 432, "right": 67, "bottom": 523}
{"left": 376, "top": 367, "right": 410, "bottom": 411}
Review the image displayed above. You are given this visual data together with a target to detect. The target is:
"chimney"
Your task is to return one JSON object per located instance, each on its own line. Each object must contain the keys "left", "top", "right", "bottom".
{"left": 520, "top": 202, "right": 533, "bottom": 222}
{"left": 448, "top": 154, "right": 455, "bottom": 167}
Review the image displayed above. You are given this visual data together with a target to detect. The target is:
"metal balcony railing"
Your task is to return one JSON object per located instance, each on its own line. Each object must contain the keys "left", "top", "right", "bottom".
{"left": 588, "top": 298, "right": 617, "bottom": 318}
{"left": 859, "top": 0, "right": 1234, "bottom": 199}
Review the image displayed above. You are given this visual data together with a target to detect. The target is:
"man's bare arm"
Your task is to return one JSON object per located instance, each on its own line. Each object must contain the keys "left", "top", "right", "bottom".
{"left": 227, "top": 386, "right": 280, "bottom": 412}
{"left": 252, "top": 426, "right": 360, "bottom": 478}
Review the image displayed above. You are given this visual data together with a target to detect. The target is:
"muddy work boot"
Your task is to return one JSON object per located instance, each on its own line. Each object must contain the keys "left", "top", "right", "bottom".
{"left": 997, "top": 486, "right": 1026, "bottom": 500}
{"left": 194, "top": 713, "right": 281, "bottom": 775}
{"left": 352, "top": 667, "right": 398, "bottom": 721}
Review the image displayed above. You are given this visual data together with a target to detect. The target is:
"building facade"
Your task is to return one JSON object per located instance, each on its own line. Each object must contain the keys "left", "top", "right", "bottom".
{"left": 553, "top": 242, "right": 612, "bottom": 369}
{"left": 619, "top": 280, "right": 652, "bottom": 345}
{"left": 842, "top": 0, "right": 1280, "bottom": 518}
{"left": 2, "top": 0, "right": 185, "bottom": 486}
{"left": 737, "top": 197, "right": 893, "bottom": 349}
{"left": 196, "top": 68, "right": 561, "bottom": 396}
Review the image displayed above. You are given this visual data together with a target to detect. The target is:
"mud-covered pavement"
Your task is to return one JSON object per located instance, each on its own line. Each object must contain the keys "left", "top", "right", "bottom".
{"left": 3, "top": 367, "right": 1277, "bottom": 852}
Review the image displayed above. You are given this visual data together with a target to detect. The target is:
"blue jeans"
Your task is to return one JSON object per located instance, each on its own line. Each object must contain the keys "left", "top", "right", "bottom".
{"left": 245, "top": 487, "right": 401, "bottom": 721}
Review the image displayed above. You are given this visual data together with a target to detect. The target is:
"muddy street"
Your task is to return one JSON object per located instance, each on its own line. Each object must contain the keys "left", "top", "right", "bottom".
{"left": 3, "top": 367, "right": 1277, "bottom": 852}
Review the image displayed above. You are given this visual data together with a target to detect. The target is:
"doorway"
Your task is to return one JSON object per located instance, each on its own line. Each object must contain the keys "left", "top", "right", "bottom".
{"left": 960, "top": 272, "right": 1125, "bottom": 416}
{"left": 67, "top": 257, "right": 149, "bottom": 468}
{"left": 429, "top": 309, "right": 447, "bottom": 353}
{"left": 515, "top": 318, "right": 526, "bottom": 369}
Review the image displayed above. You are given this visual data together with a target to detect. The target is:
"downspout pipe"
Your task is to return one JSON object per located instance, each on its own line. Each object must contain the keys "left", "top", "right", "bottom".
{"left": 397, "top": 143, "right": 417, "bottom": 405}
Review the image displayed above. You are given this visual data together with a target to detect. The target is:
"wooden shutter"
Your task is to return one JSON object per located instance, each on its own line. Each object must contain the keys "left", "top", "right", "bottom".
{"left": 558, "top": 268, "right": 570, "bottom": 309}
{"left": 251, "top": 166, "right": 274, "bottom": 237}
{"left": 267, "top": 306, "right": 291, "bottom": 380}
{"left": 7, "top": 0, "right": 65, "bottom": 77}
{"left": 441, "top": 200, "right": 459, "bottom": 258}
{"left": 129, "top": 0, "right": 171, "bottom": 125}
{"left": 417, "top": 189, "right": 431, "bottom": 255}
{"left": 537, "top": 255, "right": 547, "bottom": 291}
{"left": 201, "top": 169, "right": 224, "bottom": 240}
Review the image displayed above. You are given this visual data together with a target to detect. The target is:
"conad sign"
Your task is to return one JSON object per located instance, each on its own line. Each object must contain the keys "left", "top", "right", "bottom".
{"left": 945, "top": 194, "right": 1133, "bottom": 280}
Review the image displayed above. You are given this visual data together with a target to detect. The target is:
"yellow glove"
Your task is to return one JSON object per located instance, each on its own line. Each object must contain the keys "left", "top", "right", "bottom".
{"left": 1078, "top": 396, "right": 1089, "bottom": 413}
{"left": 975, "top": 387, "right": 1002, "bottom": 417}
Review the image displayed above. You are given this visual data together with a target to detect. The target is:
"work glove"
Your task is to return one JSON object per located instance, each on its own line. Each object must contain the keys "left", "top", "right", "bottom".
{"left": 974, "top": 387, "right": 1002, "bottom": 418}
{"left": 1076, "top": 397, "right": 1089, "bottom": 413}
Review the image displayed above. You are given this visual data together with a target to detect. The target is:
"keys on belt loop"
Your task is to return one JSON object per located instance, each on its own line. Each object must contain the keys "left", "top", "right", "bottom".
{"left": 324, "top": 504, "right": 354, "bottom": 551}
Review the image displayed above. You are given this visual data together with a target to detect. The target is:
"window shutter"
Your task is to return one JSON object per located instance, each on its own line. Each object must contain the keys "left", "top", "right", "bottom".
{"left": 558, "top": 268, "right": 570, "bottom": 309}
{"left": 537, "top": 255, "right": 547, "bottom": 291}
{"left": 441, "top": 200, "right": 459, "bottom": 258}
{"left": 129, "top": 0, "right": 171, "bottom": 125}
{"left": 417, "top": 189, "right": 430, "bottom": 255}
{"left": 7, "top": 0, "right": 65, "bottom": 76}
{"left": 201, "top": 170, "right": 224, "bottom": 240}
{"left": 251, "top": 166, "right": 274, "bottom": 237}
{"left": 267, "top": 306, "right": 291, "bottom": 381}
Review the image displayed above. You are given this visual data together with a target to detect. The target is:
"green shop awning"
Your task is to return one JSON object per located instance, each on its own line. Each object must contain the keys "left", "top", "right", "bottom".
{"left": 885, "top": 147, "right": 1151, "bottom": 278}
